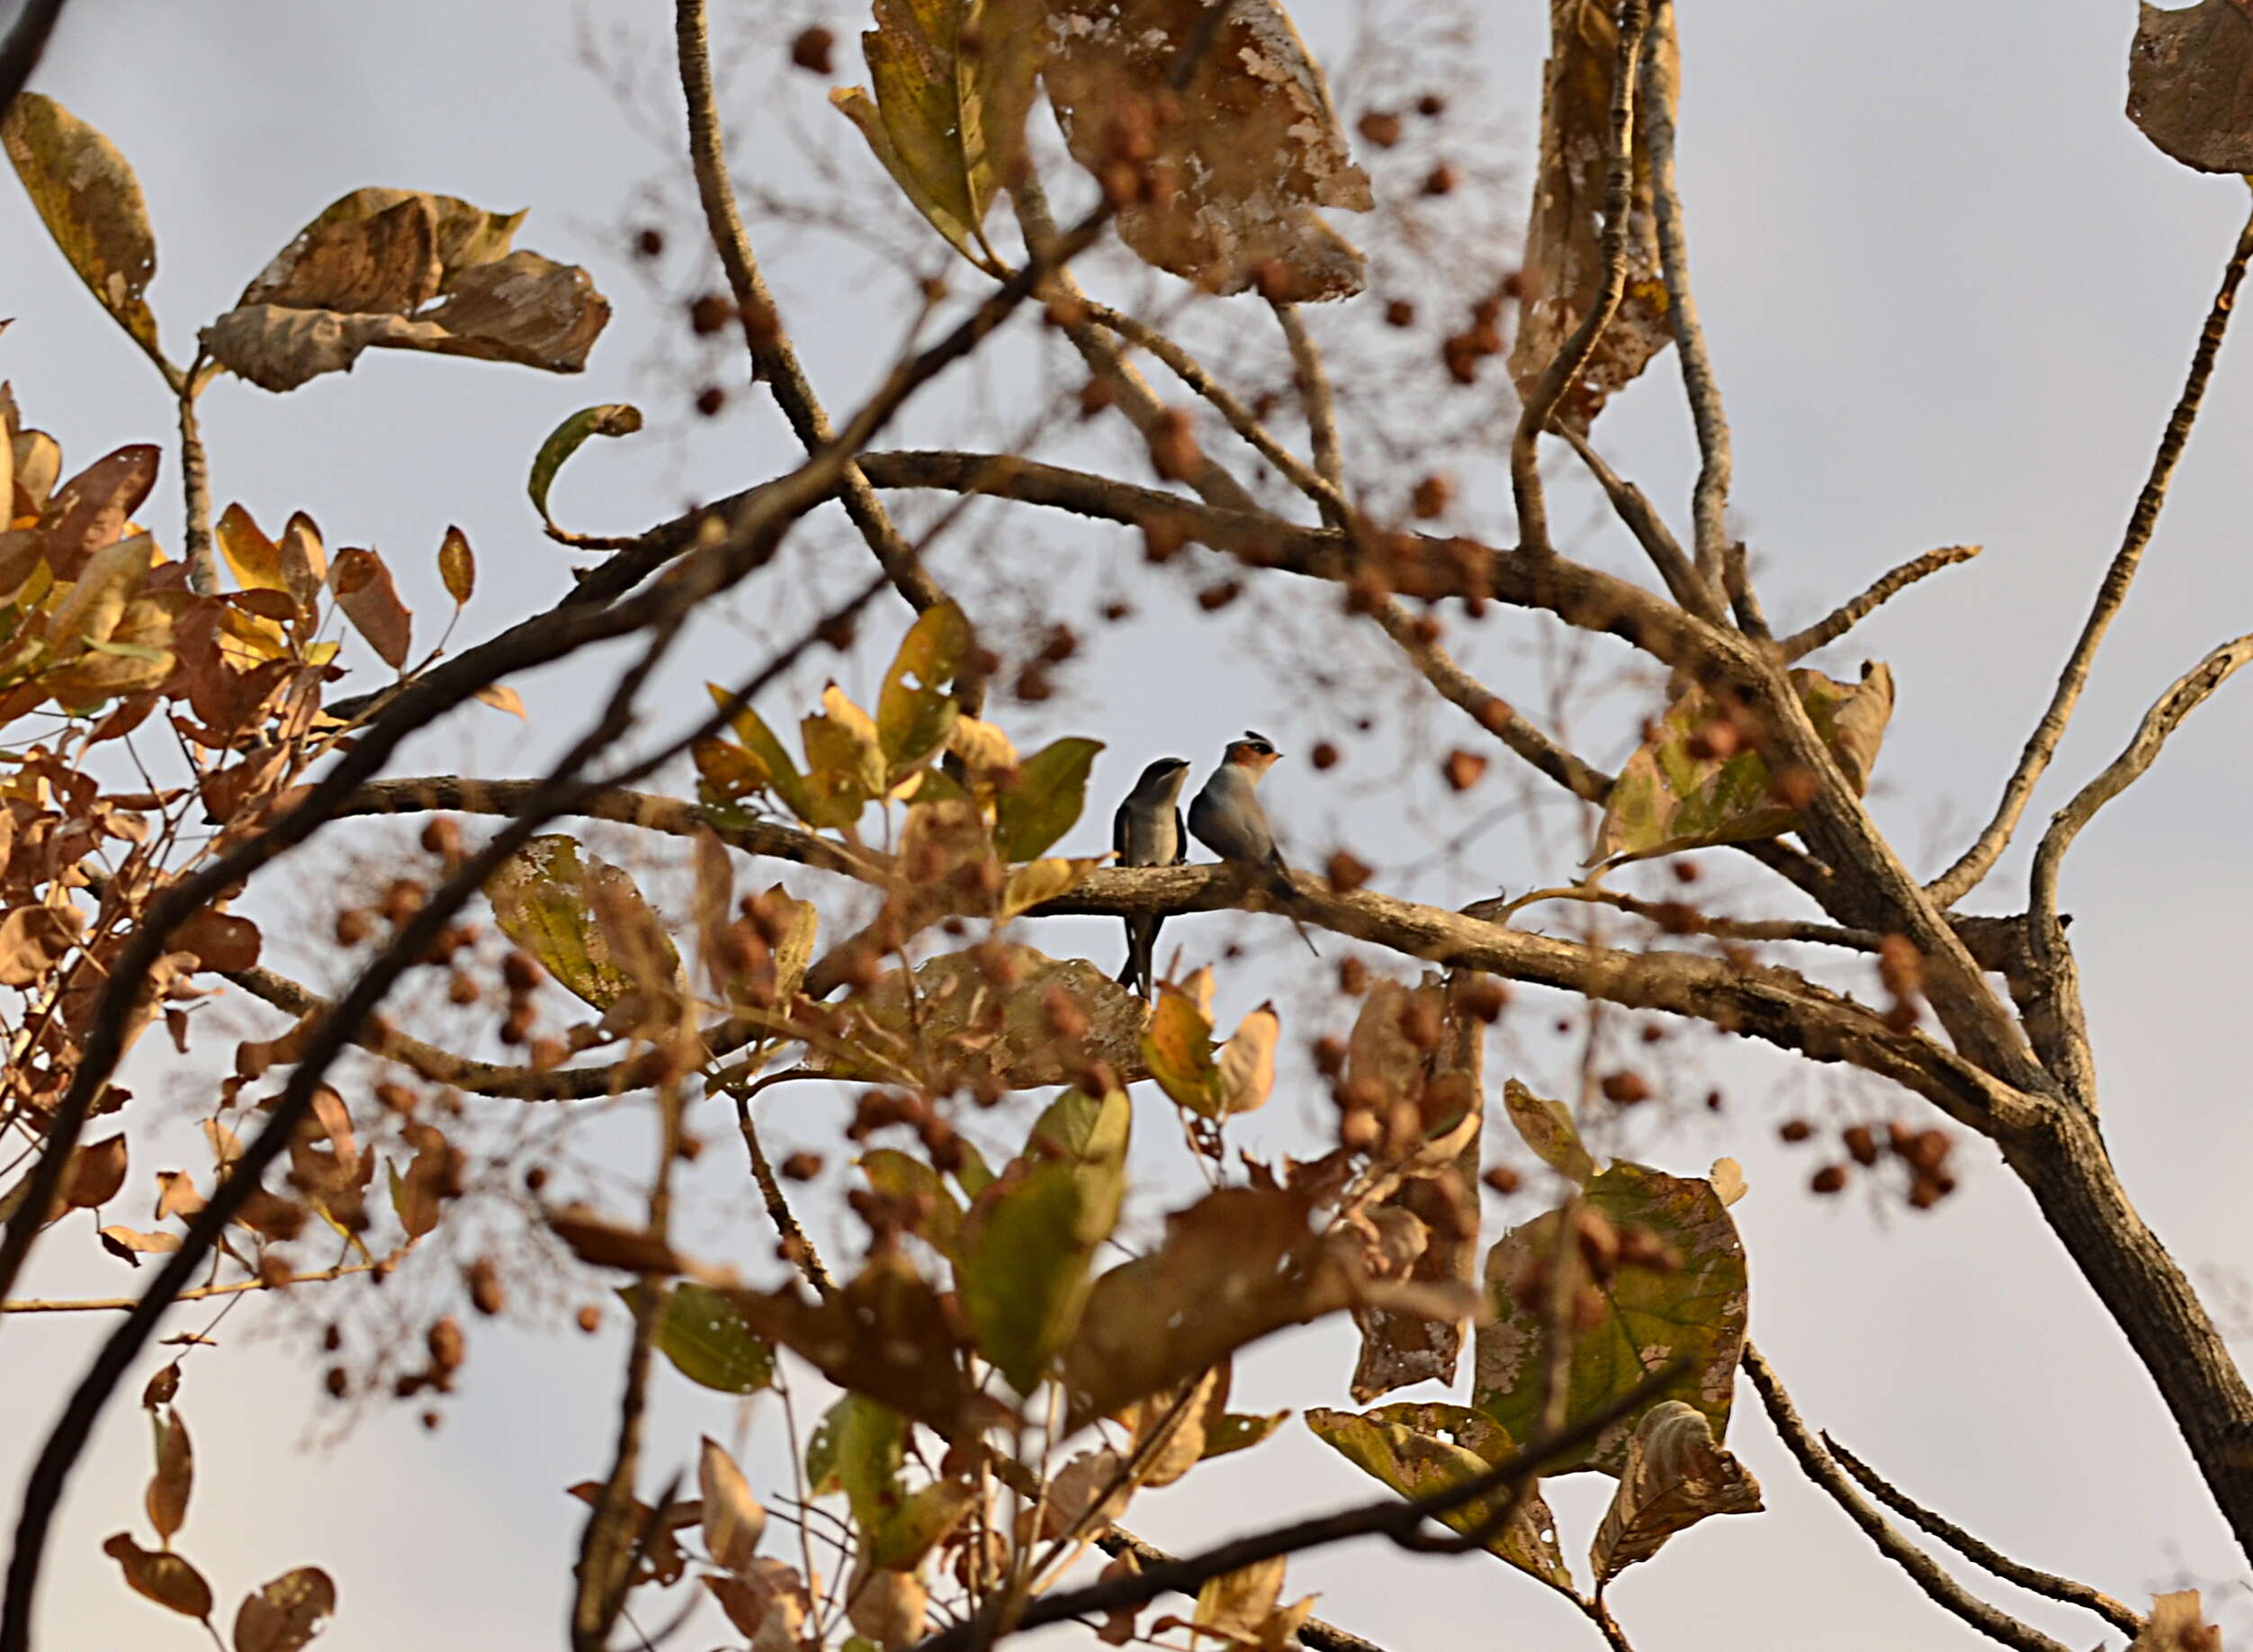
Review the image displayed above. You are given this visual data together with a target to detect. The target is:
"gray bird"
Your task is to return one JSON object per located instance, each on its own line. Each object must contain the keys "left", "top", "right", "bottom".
{"left": 1113, "top": 756, "right": 1191, "bottom": 1000}
{"left": 1187, "top": 732, "right": 1320, "bottom": 956}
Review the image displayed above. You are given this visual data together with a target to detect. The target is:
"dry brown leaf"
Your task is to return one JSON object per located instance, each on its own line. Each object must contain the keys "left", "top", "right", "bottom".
{"left": 1508, "top": 0, "right": 1674, "bottom": 433}
{"left": 545, "top": 1205, "right": 685, "bottom": 1275}
{"left": 1588, "top": 1400, "right": 1762, "bottom": 1581}
{"left": 2, "top": 96, "right": 164, "bottom": 361}
{"left": 175, "top": 909, "right": 260, "bottom": 974}
{"left": 2128, "top": 2, "right": 2253, "bottom": 174}
{"left": 846, "top": 1560, "right": 927, "bottom": 1650}
{"left": 63, "top": 1134, "right": 130, "bottom": 1211}
{"left": 146, "top": 1409, "right": 193, "bottom": 1541}
{"left": 0, "top": 903, "right": 84, "bottom": 986}
{"left": 697, "top": 1436, "right": 767, "bottom": 1573}
{"left": 1045, "top": 0, "right": 1372, "bottom": 301}
{"left": 328, "top": 547, "right": 412, "bottom": 670}
{"left": 231, "top": 1566, "right": 336, "bottom": 1652}
{"left": 103, "top": 1532, "right": 213, "bottom": 1621}
{"left": 2131, "top": 1589, "right": 2222, "bottom": 1650}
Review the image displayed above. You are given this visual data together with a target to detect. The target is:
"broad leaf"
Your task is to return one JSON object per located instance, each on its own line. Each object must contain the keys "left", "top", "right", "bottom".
{"left": 485, "top": 835, "right": 681, "bottom": 1013}
{"left": 1044, "top": 0, "right": 1373, "bottom": 301}
{"left": 527, "top": 403, "right": 642, "bottom": 532}
{"left": 958, "top": 1162, "right": 1100, "bottom": 1394}
{"left": 3, "top": 96, "right": 164, "bottom": 363}
{"left": 1589, "top": 1401, "right": 1762, "bottom": 1582}
{"left": 2127, "top": 1, "right": 2253, "bottom": 174}
{"left": 328, "top": 548, "right": 412, "bottom": 671}
{"left": 1473, "top": 1162, "right": 1746, "bottom": 1475}
{"left": 103, "top": 1533, "right": 212, "bottom": 1621}
{"left": 1142, "top": 987, "right": 1279, "bottom": 1118}
{"left": 860, "top": 1148, "right": 965, "bottom": 1257}
{"left": 698, "top": 1437, "right": 767, "bottom": 1572}
{"left": 231, "top": 1567, "right": 335, "bottom": 1652}
{"left": 827, "top": 945, "right": 1148, "bottom": 1090}
{"left": 437, "top": 525, "right": 474, "bottom": 606}
{"left": 1306, "top": 1403, "right": 1571, "bottom": 1589}
{"left": 1593, "top": 664, "right": 1894, "bottom": 865}
{"left": 1000, "top": 856, "right": 1101, "bottom": 920}
{"left": 1508, "top": 0, "right": 1671, "bottom": 430}
{"left": 993, "top": 736, "right": 1103, "bottom": 861}
{"left": 628, "top": 1281, "right": 776, "bottom": 1394}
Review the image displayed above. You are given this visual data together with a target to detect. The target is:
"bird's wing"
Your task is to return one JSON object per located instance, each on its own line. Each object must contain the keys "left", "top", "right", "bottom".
{"left": 1171, "top": 807, "right": 1188, "bottom": 864}
{"left": 1112, "top": 793, "right": 1132, "bottom": 860}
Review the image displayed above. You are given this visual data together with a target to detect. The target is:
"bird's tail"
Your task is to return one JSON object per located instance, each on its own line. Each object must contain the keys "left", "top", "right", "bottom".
{"left": 1265, "top": 857, "right": 1321, "bottom": 958}
{"left": 1118, "top": 915, "right": 1160, "bottom": 1001}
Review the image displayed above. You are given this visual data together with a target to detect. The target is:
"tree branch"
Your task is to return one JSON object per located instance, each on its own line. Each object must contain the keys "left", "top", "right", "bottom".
{"left": 1819, "top": 1433, "right": 2144, "bottom": 1639}
{"left": 2, "top": 1256, "right": 389, "bottom": 1315}
{"left": 1512, "top": 0, "right": 1653, "bottom": 559}
{"left": 1639, "top": 2, "right": 1734, "bottom": 588}
{"left": 1928, "top": 197, "right": 2253, "bottom": 907}
{"left": 1095, "top": 1530, "right": 1388, "bottom": 1652}
{"left": 1776, "top": 545, "right": 1981, "bottom": 661}
{"left": 0, "top": 0, "right": 66, "bottom": 113}
{"left": 1739, "top": 1345, "right": 2073, "bottom": 1652}
{"left": 1557, "top": 426, "right": 1724, "bottom": 625}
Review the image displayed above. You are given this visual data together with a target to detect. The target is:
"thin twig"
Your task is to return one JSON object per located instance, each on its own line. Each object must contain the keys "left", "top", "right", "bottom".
{"left": 1929, "top": 197, "right": 2253, "bottom": 907}
{"left": 175, "top": 362, "right": 217, "bottom": 595}
{"left": 1820, "top": 1432, "right": 2145, "bottom": 1639}
{"left": 1777, "top": 545, "right": 1981, "bottom": 661}
{"left": 1739, "top": 1344, "right": 2071, "bottom": 1652}
{"left": 1557, "top": 426, "right": 1722, "bottom": 624}
{"left": 1639, "top": 3, "right": 1733, "bottom": 588}
{"left": 1271, "top": 302, "right": 1346, "bottom": 515}
{"left": 1719, "top": 541, "right": 1771, "bottom": 642}
{"left": 2, "top": 1256, "right": 388, "bottom": 1315}
{"left": 732, "top": 1090, "right": 836, "bottom": 1298}
{"left": 2029, "top": 633, "right": 2253, "bottom": 947}
{"left": 1512, "top": 0, "right": 1652, "bottom": 558}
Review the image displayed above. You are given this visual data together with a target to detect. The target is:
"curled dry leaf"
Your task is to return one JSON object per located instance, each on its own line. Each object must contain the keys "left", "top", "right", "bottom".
{"left": 1191, "top": 1554, "right": 1287, "bottom": 1644}
{"left": 1588, "top": 1400, "right": 1763, "bottom": 1582}
{"left": 1039, "top": 1447, "right": 1135, "bottom": 1540}
{"left": 0, "top": 903, "right": 85, "bottom": 987}
{"left": 100, "top": 1226, "right": 182, "bottom": 1263}
{"left": 231, "top": 1566, "right": 337, "bottom": 1652}
{"left": 327, "top": 548, "right": 412, "bottom": 671}
{"left": 3, "top": 95, "right": 164, "bottom": 361}
{"left": 102, "top": 1532, "right": 214, "bottom": 1621}
{"left": 1045, "top": 0, "right": 1373, "bottom": 301}
{"left": 63, "top": 1133, "right": 130, "bottom": 1211}
{"left": 2131, "top": 1589, "right": 2222, "bottom": 1650}
{"left": 544, "top": 1205, "right": 686, "bottom": 1276}
{"left": 704, "top": 1559, "right": 811, "bottom": 1647}
{"left": 1509, "top": 0, "right": 1674, "bottom": 431}
{"left": 2127, "top": 1, "right": 2253, "bottom": 174}
{"left": 203, "top": 189, "right": 608, "bottom": 392}
{"left": 846, "top": 1559, "right": 928, "bottom": 1650}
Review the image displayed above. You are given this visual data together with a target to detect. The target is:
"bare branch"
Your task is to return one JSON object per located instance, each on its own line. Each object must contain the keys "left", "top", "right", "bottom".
{"left": 1272, "top": 301, "right": 1346, "bottom": 507}
{"left": 2030, "top": 633, "right": 2253, "bottom": 942}
{"left": 1640, "top": 2, "right": 1734, "bottom": 588}
{"left": 674, "top": 0, "right": 959, "bottom": 659}
{"left": 1739, "top": 1345, "right": 2073, "bottom": 1652}
{"left": 1719, "top": 541, "right": 1772, "bottom": 642}
{"left": 175, "top": 361, "right": 217, "bottom": 594}
{"left": 2, "top": 1257, "right": 389, "bottom": 1315}
{"left": 1821, "top": 1433, "right": 2145, "bottom": 1639}
{"left": 1558, "top": 426, "right": 1724, "bottom": 624}
{"left": 732, "top": 1088, "right": 836, "bottom": 1299}
{"left": 1512, "top": 0, "right": 1653, "bottom": 559}
{"left": 1777, "top": 545, "right": 1981, "bottom": 661}
{"left": 1929, "top": 198, "right": 2253, "bottom": 907}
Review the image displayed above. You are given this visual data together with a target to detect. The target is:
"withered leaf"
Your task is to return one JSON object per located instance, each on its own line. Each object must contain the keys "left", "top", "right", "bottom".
{"left": 2127, "top": 1, "right": 2253, "bottom": 174}
{"left": 1045, "top": 0, "right": 1373, "bottom": 300}
{"left": 3, "top": 95, "right": 164, "bottom": 361}
{"left": 63, "top": 1134, "right": 130, "bottom": 1211}
{"left": 698, "top": 1435, "right": 767, "bottom": 1572}
{"left": 103, "top": 1532, "right": 213, "bottom": 1621}
{"left": 175, "top": 909, "right": 260, "bottom": 974}
{"left": 829, "top": 944, "right": 1146, "bottom": 1090}
{"left": 0, "top": 903, "right": 84, "bottom": 987}
{"left": 100, "top": 1226, "right": 183, "bottom": 1264}
{"left": 1588, "top": 1400, "right": 1762, "bottom": 1582}
{"left": 146, "top": 1409, "right": 193, "bottom": 1541}
{"left": 327, "top": 548, "right": 412, "bottom": 671}
{"left": 527, "top": 403, "right": 643, "bottom": 532}
{"left": 436, "top": 525, "right": 474, "bottom": 606}
{"left": 42, "top": 444, "right": 160, "bottom": 577}
{"left": 545, "top": 1205, "right": 685, "bottom": 1275}
{"left": 1509, "top": 0, "right": 1674, "bottom": 432}
{"left": 231, "top": 1567, "right": 336, "bottom": 1652}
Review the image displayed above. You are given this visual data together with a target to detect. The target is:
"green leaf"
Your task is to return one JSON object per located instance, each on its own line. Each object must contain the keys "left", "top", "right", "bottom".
{"left": 829, "top": 0, "right": 1042, "bottom": 270}
{"left": 1306, "top": 1403, "right": 1571, "bottom": 1589}
{"left": 870, "top": 1478, "right": 978, "bottom": 1570}
{"left": 957, "top": 1160, "right": 1101, "bottom": 1395}
{"left": 807, "top": 1393, "right": 906, "bottom": 1532}
{"left": 801, "top": 683, "right": 887, "bottom": 824}
{"left": 860, "top": 1148, "right": 965, "bottom": 1258}
{"left": 1594, "top": 664, "right": 1895, "bottom": 865}
{"left": 951, "top": 1138, "right": 996, "bottom": 1199}
{"left": 877, "top": 600, "right": 970, "bottom": 773}
{"left": 624, "top": 1281, "right": 776, "bottom": 1394}
{"left": 1503, "top": 1079, "right": 1597, "bottom": 1185}
{"left": 1473, "top": 1162, "right": 1747, "bottom": 1475}
{"left": 484, "top": 835, "right": 681, "bottom": 1011}
{"left": 1589, "top": 1400, "right": 1763, "bottom": 1583}
{"left": 3, "top": 95, "right": 165, "bottom": 364}
{"left": 994, "top": 737, "right": 1102, "bottom": 861}
{"left": 1027, "top": 1083, "right": 1130, "bottom": 1172}
{"left": 527, "top": 403, "right": 643, "bottom": 530}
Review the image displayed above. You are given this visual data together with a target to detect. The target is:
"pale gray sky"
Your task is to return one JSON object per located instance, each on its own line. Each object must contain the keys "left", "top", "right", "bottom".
{"left": 4, "top": 2, "right": 2250, "bottom": 1650}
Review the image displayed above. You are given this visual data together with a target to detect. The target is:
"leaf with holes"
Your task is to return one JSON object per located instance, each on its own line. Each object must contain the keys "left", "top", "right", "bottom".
{"left": 485, "top": 835, "right": 680, "bottom": 1013}
{"left": 827, "top": 945, "right": 1147, "bottom": 1089}
{"left": 231, "top": 1567, "right": 336, "bottom": 1652}
{"left": 877, "top": 600, "right": 971, "bottom": 775}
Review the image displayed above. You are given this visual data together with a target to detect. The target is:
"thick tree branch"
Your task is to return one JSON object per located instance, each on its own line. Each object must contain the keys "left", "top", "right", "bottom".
{"left": 1640, "top": 3, "right": 1734, "bottom": 589}
{"left": 1929, "top": 199, "right": 2253, "bottom": 907}
{"left": 1739, "top": 1345, "right": 2072, "bottom": 1652}
{"left": 1820, "top": 1433, "right": 2144, "bottom": 1639}
{"left": 1777, "top": 544, "right": 1980, "bottom": 662}
{"left": 1512, "top": 0, "right": 1652, "bottom": 559}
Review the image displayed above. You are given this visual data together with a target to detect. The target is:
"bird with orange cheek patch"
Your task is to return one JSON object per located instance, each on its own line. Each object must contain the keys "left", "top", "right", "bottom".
{"left": 1188, "top": 732, "right": 1320, "bottom": 956}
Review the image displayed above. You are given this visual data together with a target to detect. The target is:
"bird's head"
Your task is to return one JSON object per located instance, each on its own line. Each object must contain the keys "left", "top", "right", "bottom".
{"left": 1223, "top": 731, "right": 1280, "bottom": 776}
{"left": 1136, "top": 756, "right": 1193, "bottom": 797}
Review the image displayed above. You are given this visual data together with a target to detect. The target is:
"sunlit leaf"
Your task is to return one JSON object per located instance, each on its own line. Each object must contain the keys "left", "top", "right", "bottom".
{"left": 877, "top": 599, "right": 970, "bottom": 774}
{"left": 1203, "top": 1409, "right": 1291, "bottom": 1461}
{"left": 802, "top": 683, "right": 887, "bottom": 824}
{"left": 3, "top": 95, "right": 165, "bottom": 362}
{"left": 484, "top": 835, "right": 680, "bottom": 1012}
{"left": 1473, "top": 1161, "right": 1746, "bottom": 1475}
{"left": 625, "top": 1280, "right": 776, "bottom": 1394}
{"left": 1192, "top": 1557, "right": 1286, "bottom": 1644}
{"left": 1593, "top": 664, "right": 1895, "bottom": 865}
{"left": 1589, "top": 1400, "right": 1763, "bottom": 1582}
{"left": 527, "top": 402, "right": 642, "bottom": 531}
{"left": 437, "top": 525, "right": 474, "bottom": 606}
{"left": 1000, "top": 855, "right": 1102, "bottom": 920}
{"left": 994, "top": 735, "right": 1102, "bottom": 860}
{"left": 1306, "top": 1403, "right": 1571, "bottom": 1588}
{"left": 231, "top": 1567, "right": 335, "bottom": 1652}
{"left": 215, "top": 505, "right": 286, "bottom": 593}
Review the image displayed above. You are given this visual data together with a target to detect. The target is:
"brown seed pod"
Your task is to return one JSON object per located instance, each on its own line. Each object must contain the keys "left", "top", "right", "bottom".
{"left": 1810, "top": 1164, "right": 1848, "bottom": 1195}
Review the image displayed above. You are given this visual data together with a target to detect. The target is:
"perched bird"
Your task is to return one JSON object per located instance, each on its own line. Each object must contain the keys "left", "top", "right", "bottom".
{"left": 1113, "top": 755, "right": 1191, "bottom": 1000}
{"left": 1187, "top": 732, "right": 1320, "bottom": 956}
